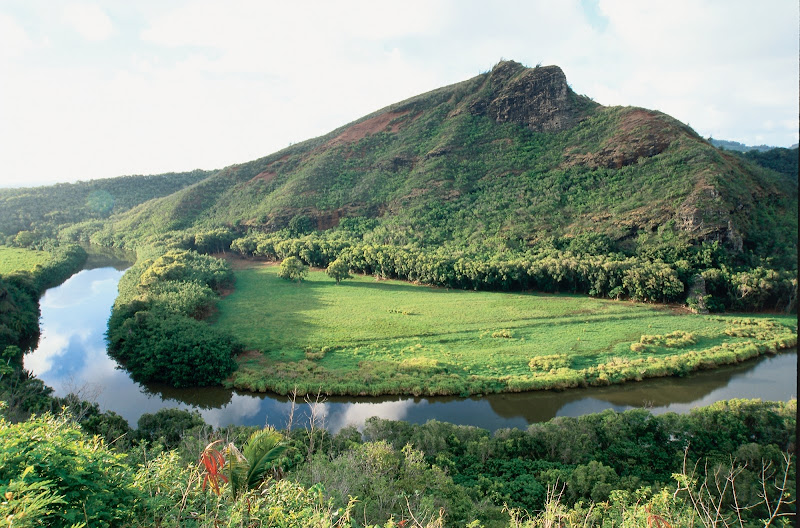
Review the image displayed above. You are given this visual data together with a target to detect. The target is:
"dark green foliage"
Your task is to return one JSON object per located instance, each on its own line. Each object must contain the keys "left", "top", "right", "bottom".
{"left": 0, "top": 397, "right": 794, "bottom": 527}
{"left": 736, "top": 147, "right": 798, "bottom": 179}
{"left": 136, "top": 408, "right": 205, "bottom": 449}
{"left": 352, "top": 399, "right": 795, "bottom": 522}
{"left": 0, "top": 278, "right": 40, "bottom": 352}
{"left": 107, "top": 306, "right": 239, "bottom": 387}
{"left": 288, "top": 214, "right": 314, "bottom": 236}
{"left": 107, "top": 249, "right": 241, "bottom": 387}
{"left": 0, "top": 369, "right": 54, "bottom": 422}
{"left": 50, "top": 393, "right": 133, "bottom": 448}
{"left": 192, "top": 227, "right": 236, "bottom": 254}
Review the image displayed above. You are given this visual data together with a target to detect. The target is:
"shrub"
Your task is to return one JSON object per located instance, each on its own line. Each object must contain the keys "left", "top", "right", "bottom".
{"left": 0, "top": 410, "right": 138, "bottom": 527}
{"left": 107, "top": 307, "right": 240, "bottom": 387}
{"left": 278, "top": 256, "right": 309, "bottom": 282}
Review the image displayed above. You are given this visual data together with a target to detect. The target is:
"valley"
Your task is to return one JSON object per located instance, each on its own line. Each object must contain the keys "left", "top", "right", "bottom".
{"left": 0, "top": 57, "right": 795, "bottom": 527}
{"left": 218, "top": 262, "right": 796, "bottom": 396}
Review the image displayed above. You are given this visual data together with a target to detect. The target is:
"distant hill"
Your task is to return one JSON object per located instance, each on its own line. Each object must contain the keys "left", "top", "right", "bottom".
{"left": 709, "top": 139, "right": 781, "bottom": 152}
{"left": 94, "top": 60, "right": 795, "bottom": 267}
{"left": 0, "top": 170, "right": 212, "bottom": 243}
{"left": 733, "top": 147, "right": 798, "bottom": 181}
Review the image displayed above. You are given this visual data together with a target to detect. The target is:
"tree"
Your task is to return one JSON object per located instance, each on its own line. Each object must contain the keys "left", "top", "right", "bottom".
{"left": 278, "top": 256, "right": 308, "bottom": 282}
{"left": 326, "top": 258, "right": 352, "bottom": 284}
{"left": 287, "top": 214, "right": 314, "bottom": 236}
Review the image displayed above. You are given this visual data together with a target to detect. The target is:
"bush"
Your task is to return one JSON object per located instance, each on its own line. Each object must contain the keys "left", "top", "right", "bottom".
{"left": 278, "top": 256, "right": 309, "bottom": 282}
{"left": 0, "top": 410, "right": 138, "bottom": 527}
{"left": 107, "top": 307, "right": 240, "bottom": 387}
{"left": 326, "top": 258, "right": 352, "bottom": 284}
{"left": 136, "top": 408, "right": 205, "bottom": 449}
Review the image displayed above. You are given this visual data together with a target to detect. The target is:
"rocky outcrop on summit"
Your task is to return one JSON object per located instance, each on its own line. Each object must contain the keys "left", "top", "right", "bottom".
{"left": 470, "top": 60, "right": 597, "bottom": 132}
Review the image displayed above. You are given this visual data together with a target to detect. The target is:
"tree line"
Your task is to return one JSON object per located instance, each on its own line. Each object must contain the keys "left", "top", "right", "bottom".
{"left": 229, "top": 230, "right": 796, "bottom": 311}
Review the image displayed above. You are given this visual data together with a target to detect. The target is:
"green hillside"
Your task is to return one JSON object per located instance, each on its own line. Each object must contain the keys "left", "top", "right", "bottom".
{"left": 89, "top": 60, "right": 796, "bottom": 268}
{"left": 0, "top": 169, "right": 211, "bottom": 245}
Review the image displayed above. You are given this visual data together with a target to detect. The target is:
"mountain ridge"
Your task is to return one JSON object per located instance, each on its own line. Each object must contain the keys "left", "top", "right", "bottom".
{"left": 90, "top": 60, "right": 794, "bottom": 268}
{"left": 3, "top": 60, "right": 796, "bottom": 269}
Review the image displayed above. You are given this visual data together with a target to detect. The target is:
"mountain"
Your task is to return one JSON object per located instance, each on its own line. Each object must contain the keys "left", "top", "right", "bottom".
{"left": 0, "top": 170, "right": 212, "bottom": 243}
{"left": 22, "top": 61, "right": 800, "bottom": 267}
{"left": 709, "top": 139, "right": 780, "bottom": 153}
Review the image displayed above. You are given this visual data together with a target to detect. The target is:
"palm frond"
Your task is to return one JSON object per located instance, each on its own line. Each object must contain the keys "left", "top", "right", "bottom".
{"left": 241, "top": 427, "right": 287, "bottom": 490}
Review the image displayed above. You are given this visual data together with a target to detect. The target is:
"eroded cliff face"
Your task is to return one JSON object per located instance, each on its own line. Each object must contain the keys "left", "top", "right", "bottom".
{"left": 470, "top": 61, "right": 597, "bottom": 133}
{"left": 563, "top": 109, "right": 680, "bottom": 169}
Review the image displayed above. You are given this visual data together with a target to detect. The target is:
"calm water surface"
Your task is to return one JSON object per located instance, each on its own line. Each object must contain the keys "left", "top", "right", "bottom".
{"left": 25, "top": 262, "right": 798, "bottom": 432}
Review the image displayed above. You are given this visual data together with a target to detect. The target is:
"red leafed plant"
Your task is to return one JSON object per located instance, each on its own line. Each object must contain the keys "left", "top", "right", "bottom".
{"left": 646, "top": 505, "right": 672, "bottom": 528}
{"left": 199, "top": 440, "right": 228, "bottom": 496}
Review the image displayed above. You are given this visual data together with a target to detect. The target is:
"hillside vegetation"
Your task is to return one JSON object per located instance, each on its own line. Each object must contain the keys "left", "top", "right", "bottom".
{"left": 0, "top": 169, "right": 211, "bottom": 247}
{"left": 80, "top": 61, "right": 796, "bottom": 270}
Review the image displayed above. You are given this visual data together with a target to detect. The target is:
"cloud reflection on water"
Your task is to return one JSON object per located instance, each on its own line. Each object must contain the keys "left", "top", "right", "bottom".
{"left": 25, "top": 265, "right": 798, "bottom": 432}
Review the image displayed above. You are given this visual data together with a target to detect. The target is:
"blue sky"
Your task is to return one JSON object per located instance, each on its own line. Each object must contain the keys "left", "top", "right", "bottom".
{"left": 1, "top": 0, "right": 797, "bottom": 188}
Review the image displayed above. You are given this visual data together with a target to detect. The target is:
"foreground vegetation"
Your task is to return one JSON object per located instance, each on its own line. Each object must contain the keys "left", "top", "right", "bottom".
{"left": 0, "top": 398, "right": 794, "bottom": 527}
{"left": 217, "top": 263, "right": 796, "bottom": 396}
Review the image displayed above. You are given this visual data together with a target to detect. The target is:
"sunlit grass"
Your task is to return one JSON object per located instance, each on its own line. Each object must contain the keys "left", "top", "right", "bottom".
{"left": 0, "top": 246, "right": 50, "bottom": 274}
{"left": 216, "top": 263, "right": 797, "bottom": 396}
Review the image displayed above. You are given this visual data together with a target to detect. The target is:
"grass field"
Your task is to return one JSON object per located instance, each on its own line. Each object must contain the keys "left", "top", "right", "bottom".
{"left": 216, "top": 262, "right": 797, "bottom": 396}
{"left": 0, "top": 246, "right": 50, "bottom": 275}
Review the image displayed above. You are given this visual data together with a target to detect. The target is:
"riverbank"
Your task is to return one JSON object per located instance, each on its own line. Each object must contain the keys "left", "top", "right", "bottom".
{"left": 19, "top": 261, "right": 798, "bottom": 431}
{"left": 217, "top": 262, "right": 797, "bottom": 397}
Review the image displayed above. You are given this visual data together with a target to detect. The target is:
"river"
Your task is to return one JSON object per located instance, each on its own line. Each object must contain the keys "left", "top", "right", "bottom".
{"left": 24, "top": 259, "right": 798, "bottom": 432}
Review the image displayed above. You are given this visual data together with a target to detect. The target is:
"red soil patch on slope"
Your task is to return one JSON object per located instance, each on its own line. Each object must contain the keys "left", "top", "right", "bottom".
{"left": 325, "top": 109, "right": 415, "bottom": 149}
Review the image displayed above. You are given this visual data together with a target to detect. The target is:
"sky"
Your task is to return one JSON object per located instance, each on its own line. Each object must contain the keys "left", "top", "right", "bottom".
{"left": 0, "top": 0, "right": 797, "bottom": 189}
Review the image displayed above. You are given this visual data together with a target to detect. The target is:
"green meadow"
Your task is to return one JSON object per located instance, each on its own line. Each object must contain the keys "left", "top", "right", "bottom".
{"left": 0, "top": 246, "right": 50, "bottom": 274}
{"left": 216, "top": 263, "right": 797, "bottom": 396}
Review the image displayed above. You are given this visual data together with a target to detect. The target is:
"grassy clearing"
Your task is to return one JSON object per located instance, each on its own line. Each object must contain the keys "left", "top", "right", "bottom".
{"left": 0, "top": 246, "right": 50, "bottom": 274}
{"left": 216, "top": 263, "right": 797, "bottom": 396}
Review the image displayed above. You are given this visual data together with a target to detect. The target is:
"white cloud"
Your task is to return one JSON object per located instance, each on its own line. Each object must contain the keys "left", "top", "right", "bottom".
{"left": 328, "top": 399, "right": 414, "bottom": 431}
{"left": 23, "top": 333, "right": 70, "bottom": 375}
{"left": 0, "top": 13, "right": 32, "bottom": 59}
{"left": 63, "top": 3, "right": 114, "bottom": 41}
{"left": 0, "top": 0, "right": 797, "bottom": 188}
